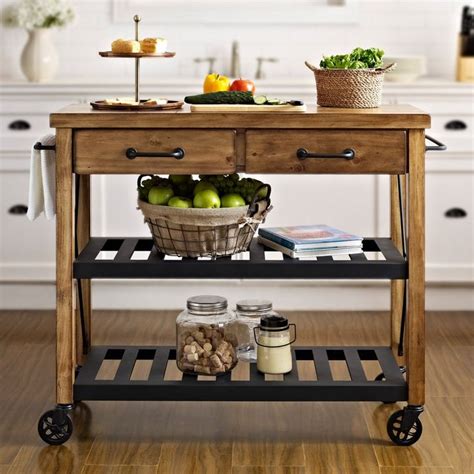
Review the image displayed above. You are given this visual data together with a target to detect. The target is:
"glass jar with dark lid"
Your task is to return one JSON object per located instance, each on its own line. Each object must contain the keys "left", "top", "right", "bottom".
{"left": 254, "top": 314, "right": 296, "bottom": 375}
{"left": 176, "top": 295, "right": 238, "bottom": 376}
{"left": 235, "top": 299, "right": 276, "bottom": 362}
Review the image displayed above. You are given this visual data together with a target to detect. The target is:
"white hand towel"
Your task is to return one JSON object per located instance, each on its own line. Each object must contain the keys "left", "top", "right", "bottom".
{"left": 27, "top": 134, "right": 56, "bottom": 221}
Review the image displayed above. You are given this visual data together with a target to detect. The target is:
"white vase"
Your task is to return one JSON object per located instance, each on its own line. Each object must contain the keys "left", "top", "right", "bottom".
{"left": 21, "top": 28, "right": 58, "bottom": 83}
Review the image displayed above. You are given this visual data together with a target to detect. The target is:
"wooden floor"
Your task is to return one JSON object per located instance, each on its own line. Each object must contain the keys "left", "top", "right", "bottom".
{"left": 0, "top": 310, "right": 472, "bottom": 474}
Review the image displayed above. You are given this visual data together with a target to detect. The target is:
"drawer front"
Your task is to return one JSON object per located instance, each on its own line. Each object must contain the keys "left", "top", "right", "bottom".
{"left": 430, "top": 115, "right": 473, "bottom": 154}
{"left": 426, "top": 172, "right": 474, "bottom": 281}
{"left": 246, "top": 130, "right": 406, "bottom": 174}
{"left": 0, "top": 114, "right": 51, "bottom": 152}
{"left": 74, "top": 129, "right": 236, "bottom": 174}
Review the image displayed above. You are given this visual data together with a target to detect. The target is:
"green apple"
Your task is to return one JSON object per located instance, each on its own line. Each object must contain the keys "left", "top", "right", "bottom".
{"left": 193, "top": 180, "right": 218, "bottom": 196}
{"left": 168, "top": 196, "right": 193, "bottom": 208}
{"left": 193, "top": 190, "right": 221, "bottom": 209}
{"left": 169, "top": 175, "right": 192, "bottom": 185}
{"left": 148, "top": 186, "right": 174, "bottom": 205}
{"left": 221, "top": 193, "right": 246, "bottom": 208}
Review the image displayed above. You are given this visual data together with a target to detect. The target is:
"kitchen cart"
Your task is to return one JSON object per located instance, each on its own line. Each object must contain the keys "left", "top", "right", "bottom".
{"left": 37, "top": 104, "right": 443, "bottom": 446}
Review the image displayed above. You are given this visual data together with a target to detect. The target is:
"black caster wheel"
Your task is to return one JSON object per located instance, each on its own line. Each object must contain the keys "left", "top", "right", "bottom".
{"left": 38, "top": 409, "right": 73, "bottom": 445}
{"left": 387, "top": 409, "right": 423, "bottom": 446}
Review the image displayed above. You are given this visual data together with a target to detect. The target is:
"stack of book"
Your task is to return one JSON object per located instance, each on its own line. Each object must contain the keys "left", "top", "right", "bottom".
{"left": 258, "top": 225, "right": 363, "bottom": 259}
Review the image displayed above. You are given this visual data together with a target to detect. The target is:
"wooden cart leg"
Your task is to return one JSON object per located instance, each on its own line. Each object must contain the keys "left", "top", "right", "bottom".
{"left": 406, "top": 129, "right": 425, "bottom": 406}
{"left": 56, "top": 128, "right": 75, "bottom": 405}
{"left": 76, "top": 174, "right": 91, "bottom": 366}
{"left": 390, "top": 175, "right": 406, "bottom": 366}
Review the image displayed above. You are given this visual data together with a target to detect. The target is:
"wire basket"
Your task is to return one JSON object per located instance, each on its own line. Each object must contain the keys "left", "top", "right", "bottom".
{"left": 137, "top": 177, "right": 272, "bottom": 258}
{"left": 305, "top": 61, "right": 396, "bottom": 108}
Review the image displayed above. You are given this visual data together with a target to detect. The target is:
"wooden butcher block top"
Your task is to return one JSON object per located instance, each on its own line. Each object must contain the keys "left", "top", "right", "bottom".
{"left": 51, "top": 104, "right": 430, "bottom": 129}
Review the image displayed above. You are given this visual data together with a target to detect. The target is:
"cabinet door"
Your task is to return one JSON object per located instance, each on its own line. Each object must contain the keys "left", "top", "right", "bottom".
{"left": 0, "top": 170, "right": 55, "bottom": 280}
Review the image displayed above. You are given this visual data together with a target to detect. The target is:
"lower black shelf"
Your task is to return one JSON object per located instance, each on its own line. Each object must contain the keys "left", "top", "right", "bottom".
{"left": 74, "top": 345, "right": 407, "bottom": 402}
{"left": 74, "top": 237, "right": 407, "bottom": 280}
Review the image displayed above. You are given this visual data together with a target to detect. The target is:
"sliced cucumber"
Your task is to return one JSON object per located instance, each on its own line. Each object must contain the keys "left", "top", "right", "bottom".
{"left": 267, "top": 98, "right": 283, "bottom": 105}
{"left": 253, "top": 95, "right": 268, "bottom": 105}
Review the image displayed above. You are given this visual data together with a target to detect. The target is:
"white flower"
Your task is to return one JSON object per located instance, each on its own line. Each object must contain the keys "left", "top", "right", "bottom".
{"left": 2, "top": 0, "right": 75, "bottom": 29}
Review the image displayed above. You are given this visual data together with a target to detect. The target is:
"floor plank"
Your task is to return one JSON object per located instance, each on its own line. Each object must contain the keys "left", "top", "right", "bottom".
{"left": 303, "top": 404, "right": 380, "bottom": 474}
{"left": 233, "top": 441, "right": 304, "bottom": 467}
{"left": 84, "top": 402, "right": 162, "bottom": 466}
{"left": 232, "top": 467, "right": 306, "bottom": 474}
{"left": 154, "top": 441, "right": 233, "bottom": 474}
{"left": 380, "top": 468, "right": 455, "bottom": 474}
{"left": 427, "top": 397, "right": 474, "bottom": 474}
{"left": 81, "top": 466, "right": 156, "bottom": 474}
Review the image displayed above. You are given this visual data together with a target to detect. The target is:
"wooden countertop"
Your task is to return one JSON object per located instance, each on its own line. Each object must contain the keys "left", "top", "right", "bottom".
{"left": 51, "top": 104, "right": 430, "bottom": 129}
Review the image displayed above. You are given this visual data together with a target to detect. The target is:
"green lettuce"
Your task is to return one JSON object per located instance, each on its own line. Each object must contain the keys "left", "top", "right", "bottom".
{"left": 320, "top": 47, "right": 384, "bottom": 69}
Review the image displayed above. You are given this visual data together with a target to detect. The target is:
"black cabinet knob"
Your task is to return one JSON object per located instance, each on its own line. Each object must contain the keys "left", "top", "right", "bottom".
{"left": 8, "top": 204, "right": 28, "bottom": 215}
{"left": 444, "top": 207, "right": 467, "bottom": 218}
{"left": 8, "top": 120, "right": 31, "bottom": 131}
{"left": 445, "top": 120, "right": 467, "bottom": 130}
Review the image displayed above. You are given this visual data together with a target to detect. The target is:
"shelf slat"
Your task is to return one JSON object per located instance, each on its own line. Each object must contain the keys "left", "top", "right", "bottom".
{"left": 74, "top": 238, "right": 407, "bottom": 280}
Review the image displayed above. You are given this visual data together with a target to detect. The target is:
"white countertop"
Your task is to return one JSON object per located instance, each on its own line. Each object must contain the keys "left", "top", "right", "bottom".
{"left": 1, "top": 77, "right": 473, "bottom": 96}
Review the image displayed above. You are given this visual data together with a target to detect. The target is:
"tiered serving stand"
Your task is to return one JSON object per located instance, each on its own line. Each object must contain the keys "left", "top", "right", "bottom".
{"left": 91, "top": 15, "right": 183, "bottom": 111}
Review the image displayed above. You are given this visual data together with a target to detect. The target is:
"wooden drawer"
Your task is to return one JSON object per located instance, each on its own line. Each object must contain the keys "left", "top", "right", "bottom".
{"left": 74, "top": 129, "right": 236, "bottom": 174}
{"left": 246, "top": 130, "right": 406, "bottom": 174}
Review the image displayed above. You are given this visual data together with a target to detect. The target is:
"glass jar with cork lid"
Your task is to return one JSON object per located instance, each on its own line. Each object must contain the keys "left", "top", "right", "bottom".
{"left": 176, "top": 295, "right": 238, "bottom": 376}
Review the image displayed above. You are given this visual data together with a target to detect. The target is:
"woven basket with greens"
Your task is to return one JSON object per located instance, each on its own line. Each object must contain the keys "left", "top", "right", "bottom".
{"left": 305, "top": 48, "right": 395, "bottom": 109}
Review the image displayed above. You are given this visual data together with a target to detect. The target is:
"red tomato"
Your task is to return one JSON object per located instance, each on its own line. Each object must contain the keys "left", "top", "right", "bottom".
{"left": 230, "top": 79, "right": 256, "bottom": 94}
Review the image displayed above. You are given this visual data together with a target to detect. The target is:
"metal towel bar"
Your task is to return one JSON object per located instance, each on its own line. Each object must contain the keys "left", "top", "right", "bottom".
{"left": 34, "top": 142, "right": 56, "bottom": 151}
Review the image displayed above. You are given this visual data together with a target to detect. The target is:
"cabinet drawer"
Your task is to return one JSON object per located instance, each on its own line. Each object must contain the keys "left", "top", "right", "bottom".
{"left": 246, "top": 130, "right": 406, "bottom": 174}
{"left": 74, "top": 129, "right": 236, "bottom": 174}
{"left": 0, "top": 114, "right": 51, "bottom": 152}
{"left": 426, "top": 172, "right": 473, "bottom": 281}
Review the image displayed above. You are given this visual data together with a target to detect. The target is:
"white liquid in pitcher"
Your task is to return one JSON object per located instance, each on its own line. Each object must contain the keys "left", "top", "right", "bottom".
{"left": 256, "top": 332, "right": 292, "bottom": 374}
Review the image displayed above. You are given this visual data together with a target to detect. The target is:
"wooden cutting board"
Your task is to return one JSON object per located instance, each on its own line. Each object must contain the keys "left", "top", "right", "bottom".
{"left": 190, "top": 103, "right": 307, "bottom": 113}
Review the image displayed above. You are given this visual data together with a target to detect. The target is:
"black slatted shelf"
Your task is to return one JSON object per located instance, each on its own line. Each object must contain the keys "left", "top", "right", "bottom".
{"left": 74, "top": 345, "right": 407, "bottom": 402}
{"left": 74, "top": 238, "right": 407, "bottom": 280}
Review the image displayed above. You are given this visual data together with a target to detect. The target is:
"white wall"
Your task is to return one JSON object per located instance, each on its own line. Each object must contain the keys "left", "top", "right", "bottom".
{"left": 0, "top": 0, "right": 466, "bottom": 82}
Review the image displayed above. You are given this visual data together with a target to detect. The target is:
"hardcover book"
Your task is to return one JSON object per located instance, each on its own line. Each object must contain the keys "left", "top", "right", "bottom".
{"left": 258, "top": 225, "right": 362, "bottom": 251}
{"left": 258, "top": 236, "right": 364, "bottom": 259}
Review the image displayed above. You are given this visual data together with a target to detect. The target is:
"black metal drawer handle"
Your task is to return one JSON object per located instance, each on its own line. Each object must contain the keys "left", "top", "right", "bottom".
{"left": 125, "top": 147, "right": 185, "bottom": 160}
{"left": 8, "top": 204, "right": 28, "bottom": 215}
{"left": 297, "top": 148, "right": 355, "bottom": 160}
{"left": 425, "top": 135, "right": 447, "bottom": 152}
{"left": 445, "top": 120, "right": 467, "bottom": 130}
{"left": 445, "top": 207, "right": 467, "bottom": 218}
{"left": 9, "top": 119, "right": 31, "bottom": 130}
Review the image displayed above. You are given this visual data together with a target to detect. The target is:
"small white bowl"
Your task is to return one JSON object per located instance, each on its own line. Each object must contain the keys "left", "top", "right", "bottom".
{"left": 384, "top": 56, "right": 427, "bottom": 83}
